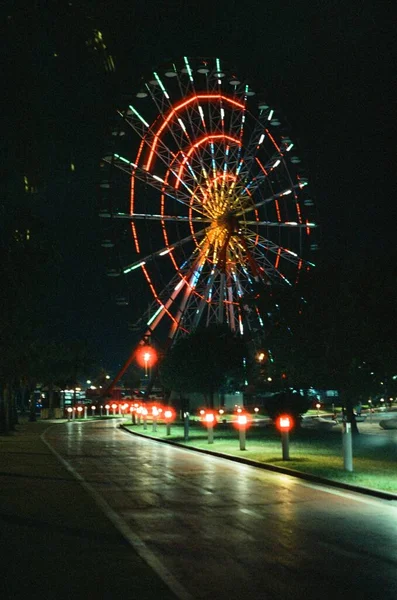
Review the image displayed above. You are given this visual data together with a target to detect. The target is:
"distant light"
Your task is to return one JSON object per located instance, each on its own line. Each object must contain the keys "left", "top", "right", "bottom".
{"left": 268, "top": 109, "right": 274, "bottom": 121}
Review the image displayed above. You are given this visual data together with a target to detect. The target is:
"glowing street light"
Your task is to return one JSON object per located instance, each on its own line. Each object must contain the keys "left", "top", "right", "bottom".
{"left": 234, "top": 412, "right": 251, "bottom": 450}
{"left": 163, "top": 407, "right": 175, "bottom": 435}
{"left": 111, "top": 403, "right": 117, "bottom": 416}
{"left": 276, "top": 414, "right": 294, "bottom": 460}
{"left": 142, "top": 406, "right": 148, "bottom": 429}
{"left": 202, "top": 411, "right": 217, "bottom": 444}
{"left": 105, "top": 404, "right": 110, "bottom": 417}
{"left": 67, "top": 407, "right": 73, "bottom": 421}
{"left": 143, "top": 352, "right": 151, "bottom": 377}
{"left": 136, "top": 345, "right": 158, "bottom": 378}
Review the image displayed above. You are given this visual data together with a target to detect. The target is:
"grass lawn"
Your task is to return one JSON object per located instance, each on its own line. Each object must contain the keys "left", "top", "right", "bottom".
{"left": 122, "top": 420, "right": 397, "bottom": 494}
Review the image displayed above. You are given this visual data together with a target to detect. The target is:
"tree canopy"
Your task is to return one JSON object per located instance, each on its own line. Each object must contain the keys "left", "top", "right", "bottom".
{"left": 160, "top": 324, "right": 247, "bottom": 407}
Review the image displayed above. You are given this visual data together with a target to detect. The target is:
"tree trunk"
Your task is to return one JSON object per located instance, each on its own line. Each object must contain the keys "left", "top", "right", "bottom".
{"left": 2, "top": 384, "right": 11, "bottom": 433}
{"left": 48, "top": 383, "right": 54, "bottom": 419}
{"left": 29, "top": 391, "right": 37, "bottom": 422}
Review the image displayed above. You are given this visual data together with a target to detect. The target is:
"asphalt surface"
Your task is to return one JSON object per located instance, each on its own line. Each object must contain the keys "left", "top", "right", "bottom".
{"left": 2, "top": 417, "right": 396, "bottom": 600}
{"left": 0, "top": 419, "right": 176, "bottom": 600}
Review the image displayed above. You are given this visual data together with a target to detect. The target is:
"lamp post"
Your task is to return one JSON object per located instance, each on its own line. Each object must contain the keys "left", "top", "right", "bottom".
{"left": 142, "top": 407, "right": 148, "bottom": 429}
{"left": 276, "top": 414, "right": 293, "bottom": 460}
{"left": 203, "top": 411, "right": 216, "bottom": 444}
{"left": 164, "top": 408, "right": 175, "bottom": 435}
{"left": 152, "top": 406, "right": 159, "bottom": 432}
{"left": 143, "top": 352, "right": 151, "bottom": 377}
{"left": 235, "top": 413, "right": 250, "bottom": 450}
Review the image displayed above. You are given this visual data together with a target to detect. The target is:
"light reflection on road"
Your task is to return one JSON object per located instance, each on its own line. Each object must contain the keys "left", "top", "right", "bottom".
{"left": 46, "top": 420, "right": 397, "bottom": 600}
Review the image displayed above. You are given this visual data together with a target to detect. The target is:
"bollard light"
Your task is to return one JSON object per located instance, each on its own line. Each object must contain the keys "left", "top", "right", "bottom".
{"left": 105, "top": 404, "right": 110, "bottom": 417}
{"left": 276, "top": 414, "right": 294, "bottom": 460}
{"left": 142, "top": 406, "right": 148, "bottom": 429}
{"left": 111, "top": 403, "right": 117, "bottom": 416}
{"left": 202, "top": 411, "right": 217, "bottom": 444}
{"left": 234, "top": 412, "right": 251, "bottom": 450}
{"left": 77, "top": 406, "right": 83, "bottom": 418}
{"left": 164, "top": 408, "right": 175, "bottom": 436}
{"left": 67, "top": 407, "right": 73, "bottom": 420}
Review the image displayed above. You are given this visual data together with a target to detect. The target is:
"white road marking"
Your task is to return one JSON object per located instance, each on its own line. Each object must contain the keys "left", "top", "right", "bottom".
{"left": 41, "top": 426, "right": 194, "bottom": 600}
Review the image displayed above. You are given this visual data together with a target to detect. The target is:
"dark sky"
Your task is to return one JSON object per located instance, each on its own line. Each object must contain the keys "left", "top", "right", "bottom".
{"left": 2, "top": 0, "right": 395, "bottom": 373}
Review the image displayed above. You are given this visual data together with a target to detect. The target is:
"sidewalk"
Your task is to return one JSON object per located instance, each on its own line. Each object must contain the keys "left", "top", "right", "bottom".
{"left": 0, "top": 418, "right": 175, "bottom": 600}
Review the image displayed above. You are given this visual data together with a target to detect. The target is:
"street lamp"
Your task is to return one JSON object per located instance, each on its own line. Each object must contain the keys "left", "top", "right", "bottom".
{"left": 143, "top": 352, "right": 151, "bottom": 377}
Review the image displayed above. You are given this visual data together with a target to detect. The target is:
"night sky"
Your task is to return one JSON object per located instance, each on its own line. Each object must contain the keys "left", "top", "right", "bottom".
{"left": 2, "top": 0, "right": 395, "bottom": 374}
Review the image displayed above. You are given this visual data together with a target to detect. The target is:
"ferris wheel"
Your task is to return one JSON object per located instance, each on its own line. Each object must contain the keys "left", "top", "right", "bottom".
{"left": 100, "top": 57, "right": 318, "bottom": 381}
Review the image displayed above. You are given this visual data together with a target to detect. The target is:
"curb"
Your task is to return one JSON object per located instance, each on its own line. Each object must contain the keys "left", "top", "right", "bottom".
{"left": 120, "top": 425, "right": 397, "bottom": 502}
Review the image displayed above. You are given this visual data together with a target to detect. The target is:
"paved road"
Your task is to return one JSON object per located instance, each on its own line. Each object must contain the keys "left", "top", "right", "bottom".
{"left": 42, "top": 419, "right": 397, "bottom": 600}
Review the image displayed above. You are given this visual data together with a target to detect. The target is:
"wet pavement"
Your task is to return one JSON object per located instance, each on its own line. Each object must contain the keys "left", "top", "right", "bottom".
{"left": 0, "top": 420, "right": 176, "bottom": 600}
{"left": 37, "top": 419, "right": 397, "bottom": 600}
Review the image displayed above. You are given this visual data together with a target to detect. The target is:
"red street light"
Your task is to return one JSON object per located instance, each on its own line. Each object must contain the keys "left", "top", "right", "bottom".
{"left": 164, "top": 408, "right": 175, "bottom": 421}
{"left": 236, "top": 413, "right": 248, "bottom": 427}
{"left": 136, "top": 345, "right": 158, "bottom": 376}
{"left": 163, "top": 407, "right": 175, "bottom": 435}
{"left": 203, "top": 412, "right": 216, "bottom": 425}
{"left": 234, "top": 411, "right": 251, "bottom": 450}
{"left": 276, "top": 414, "right": 294, "bottom": 432}
{"left": 201, "top": 411, "right": 217, "bottom": 444}
{"left": 276, "top": 414, "right": 293, "bottom": 460}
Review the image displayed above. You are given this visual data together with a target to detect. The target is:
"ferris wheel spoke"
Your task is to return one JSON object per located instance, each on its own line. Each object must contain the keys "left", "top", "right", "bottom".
{"left": 235, "top": 183, "right": 304, "bottom": 216}
{"left": 243, "top": 229, "right": 314, "bottom": 272}
{"left": 105, "top": 212, "right": 211, "bottom": 224}
{"left": 104, "top": 153, "right": 210, "bottom": 217}
{"left": 103, "top": 57, "right": 317, "bottom": 363}
{"left": 122, "top": 227, "right": 211, "bottom": 275}
{"left": 242, "top": 219, "right": 317, "bottom": 229}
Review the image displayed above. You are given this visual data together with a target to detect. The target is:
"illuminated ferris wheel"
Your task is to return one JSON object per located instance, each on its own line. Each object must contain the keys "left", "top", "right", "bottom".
{"left": 100, "top": 57, "right": 318, "bottom": 378}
